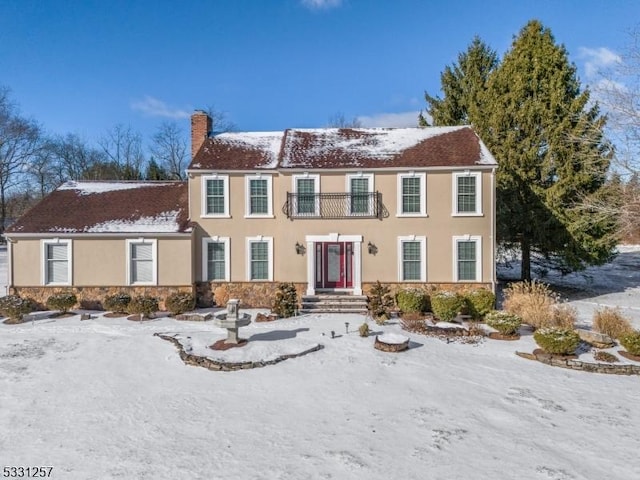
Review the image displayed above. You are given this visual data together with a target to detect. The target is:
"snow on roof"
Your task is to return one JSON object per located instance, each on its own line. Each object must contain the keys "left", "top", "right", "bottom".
{"left": 58, "top": 180, "right": 179, "bottom": 195}
{"left": 212, "top": 131, "right": 284, "bottom": 168}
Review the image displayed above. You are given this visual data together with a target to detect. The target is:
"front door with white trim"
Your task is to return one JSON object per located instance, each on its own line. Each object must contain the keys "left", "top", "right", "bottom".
{"left": 315, "top": 242, "right": 353, "bottom": 289}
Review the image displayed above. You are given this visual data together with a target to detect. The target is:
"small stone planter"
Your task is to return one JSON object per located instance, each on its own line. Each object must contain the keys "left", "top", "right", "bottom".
{"left": 374, "top": 333, "right": 410, "bottom": 352}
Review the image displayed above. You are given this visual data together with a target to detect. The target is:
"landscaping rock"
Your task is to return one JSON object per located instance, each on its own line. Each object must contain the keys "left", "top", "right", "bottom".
{"left": 576, "top": 328, "right": 615, "bottom": 348}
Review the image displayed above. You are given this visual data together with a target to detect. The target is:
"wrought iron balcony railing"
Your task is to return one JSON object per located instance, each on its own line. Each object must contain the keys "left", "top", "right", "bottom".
{"left": 282, "top": 192, "right": 387, "bottom": 219}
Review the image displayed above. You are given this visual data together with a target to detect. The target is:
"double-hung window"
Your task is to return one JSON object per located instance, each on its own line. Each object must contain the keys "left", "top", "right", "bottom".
{"left": 43, "top": 240, "right": 72, "bottom": 285}
{"left": 202, "top": 175, "right": 229, "bottom": 217}
{"left": 127, "top": 239, "right": 157, "bottom": 285}
{"left": 453, "top": 236, "right": 482, "bottom": 281}
{"left": 397, "top": 236, "right": 426, "bottom": 282}
{"left": 293, "top": 174, "right": 319, "bottom": 216}
{"left": 453, "top": 172, "right": 482, "bottom": 215}
{"left": 245, "top": 175, "right": 273, "bottom": 217}
{"left": 397, "top": 172, "right": 426, "bottom": 216}
{"left": 347, "top": 173, "right": 373, "bottom": 216}
{"left": 203, "top": 237, "right": 230, "bottom": 281}
{"left": 246, "top": 236, "right": 273, "bottom": 281}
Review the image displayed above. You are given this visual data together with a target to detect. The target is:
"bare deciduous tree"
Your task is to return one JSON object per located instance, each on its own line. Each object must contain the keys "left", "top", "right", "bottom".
{"left": 327, "top": 112, "right": 362, "bottom": 128}
{"left": 150, "top": 122, "right": 187, "bottom": 180}
{"left": 98, "top": 124, "right": 145, "bottom": 179}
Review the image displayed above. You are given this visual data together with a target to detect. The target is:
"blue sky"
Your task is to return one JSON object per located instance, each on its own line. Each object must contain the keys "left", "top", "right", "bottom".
{"left": 0, "top": 0, "right": 638, "bottom": 146}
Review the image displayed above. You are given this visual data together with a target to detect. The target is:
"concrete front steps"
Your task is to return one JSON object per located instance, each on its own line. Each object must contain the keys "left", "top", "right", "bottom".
{"left": 300, "top": 294, "right": 369, "bottom": 314}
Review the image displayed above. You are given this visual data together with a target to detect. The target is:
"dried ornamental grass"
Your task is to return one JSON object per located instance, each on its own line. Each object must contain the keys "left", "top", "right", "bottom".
{"left": 550, "top": 303, "right": 577, "bottom": 329}
{"left": 592, "top": 307, "right": 634, "bottom": 339}
{"left": 503, "top": 280, "right": 559, "bottom": 329}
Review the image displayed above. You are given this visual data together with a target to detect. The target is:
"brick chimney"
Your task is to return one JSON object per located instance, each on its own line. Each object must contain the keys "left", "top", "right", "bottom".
{"left": 191, "top": 110, "right": 212, "bottom": 159}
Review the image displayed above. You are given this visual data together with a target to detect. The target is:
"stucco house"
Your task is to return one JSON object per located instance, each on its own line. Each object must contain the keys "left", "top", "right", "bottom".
{"left": 4, "top": 111, "right": 498, "bottom": 311}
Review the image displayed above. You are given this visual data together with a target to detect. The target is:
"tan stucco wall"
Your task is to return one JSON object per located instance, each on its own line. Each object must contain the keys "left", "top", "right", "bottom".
{"left": 10, "top": 236, "right": 192, "bottom": 287}
{"left": 190, "top": 168, "right": 495, "bottom": 285}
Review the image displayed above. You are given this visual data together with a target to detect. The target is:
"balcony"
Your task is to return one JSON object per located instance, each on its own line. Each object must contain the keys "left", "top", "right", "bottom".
{"left": 282, "top": 192, "right": 387, "bottom": 220}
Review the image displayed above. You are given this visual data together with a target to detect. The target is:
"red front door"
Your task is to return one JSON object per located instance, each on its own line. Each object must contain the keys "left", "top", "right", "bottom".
{"left": 317, "top": 242, "right": 353, "bottom": 289}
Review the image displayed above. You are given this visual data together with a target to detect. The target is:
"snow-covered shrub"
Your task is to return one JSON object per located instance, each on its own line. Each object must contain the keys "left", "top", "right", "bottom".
{"left": 464, "top": 289, "right": 495, "bottom": 320}
{"left": 484, "top": 310, "right": 522, "bottom": 336}
{"left": 103, "top": 292, "right": 132, "bottom": 313}
{"left": 396, "top": 288, "right": 428, "bottom": 314}
{"left": 503, "top": 280, "right": 559, "bottom": 329}
{"left": 127, "top": 295, "right": 159, "bottom": 319}
{"left": 359, "top": 322, "right": 370, "bottom": 337}
{"left": 367, "top": 281, "right": 394, "bottom": 320}
{"left": 46, "top": 292, "right": 77, "bottom": 314}
{"left": 0, "top": 295, "right": 34, "bottom": 322}
{"left": 165, "top": 292, "right": 195, "bottom": 315}
{"left": 620, "top": 331, "right": 640, "bottom": 356}
{"left": 533, "top": 327, "right": 580, "bottom": 355}
{"left": 431, "top": 291, "right": 465, "bottom": 322}
{"left": 272, "top": 283, "right": 298, "bottom": 318}
{"left": 593, "top": 307, "right": 633, "bottom": 339}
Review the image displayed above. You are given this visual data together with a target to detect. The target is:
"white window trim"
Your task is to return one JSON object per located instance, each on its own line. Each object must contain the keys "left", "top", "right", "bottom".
{"left": 397, "top": 235, "right": 427, "bottom": 282}
{"left": 292, "top": 173, "right": 320, "bottom": 217}
{"left": 397, "top": 172, "right": 427, "bottom": 217}
{"left": 346, "top": 172, "right": 374, "bottom": 216}
{"left": 245, "top": 174, "right": 274, "bottom": 218}
{"left": 246, "top": 236, "right": 273, "bottom": 281}
{"left": 453, "top": 235, "right": 482, "bottom": 282}
{"left": 42, "top": 239, "right": 73, "bottom": 286}
{"left": 452, "top": 171, "right": 483, "bottom": 216}
{"left": 201, "top": 174, "right": 230, "bottom": 218}
{"left": 126, "top": 238, "right": 158, "bottom": 286}
{"left": 202, "top": 236, "right": 230, "bottom": 282}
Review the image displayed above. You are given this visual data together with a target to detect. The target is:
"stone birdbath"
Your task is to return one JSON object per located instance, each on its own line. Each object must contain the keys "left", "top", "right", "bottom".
{"left": 210, "top": 299, "right": 252, "bottom": 350}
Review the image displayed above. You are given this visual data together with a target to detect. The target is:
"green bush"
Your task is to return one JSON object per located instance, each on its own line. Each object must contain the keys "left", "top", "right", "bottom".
{"left": 165, "top": 292, "right": 196, "bottom": 315}
{"left": 46, "top": 292, "right": 77, "bottom": 314}
{"left": 0, "top": 295, "right": 34, "bottom": 322}
{"left": 367, "top": 281, "right": 394, "bottom": 320}
{"left": 533, "top": 327, "right": 580, "bottom": 355}
{"left": 431, "top": 291, "right": 465, "bottom": 322}
{"left": 359, "top": 322, "right": 370, "bottom": 337}
{"left": 272, "top": 283, "right": 298, "bottom": 318}
{"left": 465, "top": 289, "right": 496, "bottom": 320}
{"left": 485, "top": 310, "right": 522, "bottom": 336}
{"left": 620, "top": 331, "right": 640, "bottom": 356}
{"left": 396, "top": 288, "right": 428, "bottom": 314}
{"left": 103, "top": 292, "right": 132, "bottom": 313}
{"left": 127, "top": 295, "right": 159, "bottom": 319}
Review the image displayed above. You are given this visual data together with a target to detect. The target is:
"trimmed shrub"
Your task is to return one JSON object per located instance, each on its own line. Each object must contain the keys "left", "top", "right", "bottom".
{"left": 465, "top": 289, "right": 496, "bottom": 320}
{"left": 620, "top": 331, "right": 640, "bottom": 356}
{"left": 0, "top": 295, "right": 34, "bottom": 322}
{"left": 272, "top": 282, "right": 298, "bottom": 318}
{"left": 503, "top": 280, "right": 559, "bottom": 329}
{"left": 127, "top": 295, "right": 159, "bottom": 319}
{"left": 593, "top": 307, "right": 633, "bottom": 339}
{"left": 551, "top": 304, "right": 577, "bottom": 329}
{"left": 396, "top": 288, "right": 429, "bottom": 314}
{"left": 367, "top": 281, "right": 394, "bottom": 320}
{"left": 485, "top": 310, "right": 522, "bottom": 336}
{"left": 165, "top": 292, "right": 196, "bottom": 315}
{"left": 359, "top": 322, "right": 370, "bottom": 337}
{"left": 103, "top": 292, "right": 132, "bottom": 313}
{"left": 46, "top": 292, "right": 77, "bottom": 314}
{"left": 431, "top": 291, "right": 465, "bottom": 322}
{"left": 533, "top": 327, "right": 581, "bottom": 355}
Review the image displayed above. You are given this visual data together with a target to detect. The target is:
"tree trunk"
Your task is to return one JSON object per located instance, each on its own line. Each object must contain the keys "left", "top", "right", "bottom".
{"left": 521, "top": 237, "right": 531, "bottom": 281}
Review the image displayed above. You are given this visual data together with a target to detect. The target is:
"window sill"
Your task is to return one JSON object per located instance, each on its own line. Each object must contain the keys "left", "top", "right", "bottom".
{"left": 127, "top": 282, "right": 158, "bottom": 286}
{"left": 244, "top": 215, "right": 275, "bottom": 219}
{"left": 43, "top": 282, "right": 71, "bottom": 287}
{"left": 451, "top": 213, "right": 484, "bottom": 217}
{"left": 396, "top": 213, "right": 428, "bottom": 218}
{"left": 201, "top": 214, "right": 231, "bottom": 219}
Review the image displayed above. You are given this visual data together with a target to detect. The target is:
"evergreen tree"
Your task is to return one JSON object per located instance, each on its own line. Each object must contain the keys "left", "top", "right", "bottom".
{"left": 419, "top": 36, "right": 498, "bottom": 127}
{"left": 483, "top": 20, "right": 615, "bottom": 279}
{"left": 145, "top": 158, "right": 170, "bottom": 180}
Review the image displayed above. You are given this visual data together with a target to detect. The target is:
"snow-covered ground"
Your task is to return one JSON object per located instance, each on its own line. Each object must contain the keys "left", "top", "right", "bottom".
{"left": 1, "top": 249, "right": 640, "bottom": 479}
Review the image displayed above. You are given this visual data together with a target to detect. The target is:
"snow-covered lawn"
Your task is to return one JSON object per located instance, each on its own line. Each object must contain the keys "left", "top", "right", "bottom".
{"left": 1, "top": 248, "right": 640, "bottom": 479}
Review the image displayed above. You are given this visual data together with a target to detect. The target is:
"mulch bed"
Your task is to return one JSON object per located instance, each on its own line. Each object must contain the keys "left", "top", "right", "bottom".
{"left": 209, "top": 338, "right": 248, "bottom": 350}
{"left": 104, "top": 312, "right": 128, "bottom": 318}
{"left": 127, "top": 314, "right": 154, "bottom": 322}
{"left": 50, "top": 312, "right": 76, "bottom": 319}
{"left": 532, "top": 348, "right": 578, "bottom": 360}
{"left": 618, "top": 350, "right": 640, "bottom": 362}
{"left": 2, "top": 318, "right": 23, "bottom": 325}
{"left": 488, "top": 332, "right": 521, "bottom": 341}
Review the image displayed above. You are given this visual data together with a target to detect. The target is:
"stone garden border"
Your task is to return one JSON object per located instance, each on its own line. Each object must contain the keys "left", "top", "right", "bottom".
{"left": 516, "top": 350, "right": 640, "bottom": 376}
{"left": 155, "top": 333, "right": 323, "bottom": 372}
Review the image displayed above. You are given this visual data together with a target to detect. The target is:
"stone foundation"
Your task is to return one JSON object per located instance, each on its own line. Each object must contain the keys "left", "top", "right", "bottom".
{"left": 516, "top": 350, "right": 640, "bottom": 375}
{"left": 10, "top": 285, "right": 194, "bottom": 311}
{"left": 195, "top": 282, "right": 307, "bottom": 308}
{"left": 155, "top": 333, "right": 323, "bottom": 371}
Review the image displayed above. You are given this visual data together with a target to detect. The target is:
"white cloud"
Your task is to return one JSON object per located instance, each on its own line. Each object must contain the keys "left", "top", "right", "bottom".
{"left": 579, "top": 47, "right": 621, "bottom": 78}
{"left": 301, "top": 0, "right": 342, "bottom": 10}
{"left": 131, "top": 96, "right": 190, "bottom": 119}
{"left": 357, "top": 111, "right": 422, "bottom": 128}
